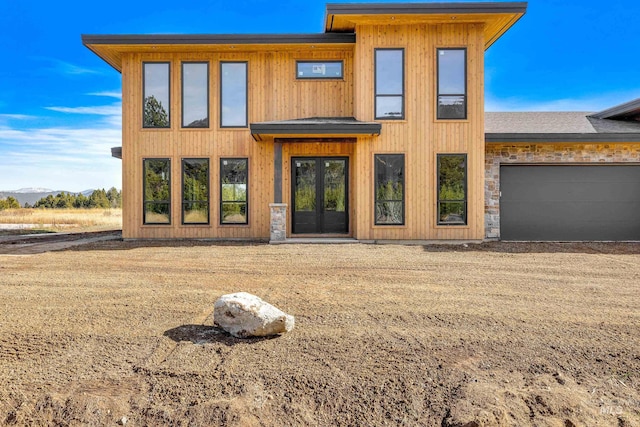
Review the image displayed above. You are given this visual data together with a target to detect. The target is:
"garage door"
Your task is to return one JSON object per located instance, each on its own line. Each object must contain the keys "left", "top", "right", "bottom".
{"left": 500, "top": 165, "right": 640, "bottom": 241}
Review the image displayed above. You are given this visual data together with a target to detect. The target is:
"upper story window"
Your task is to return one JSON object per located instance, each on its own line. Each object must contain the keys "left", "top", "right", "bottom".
{"left": 296, "top": 61, "right": 343, "bottom": 79}
{"left": 374, "top": 154, "right": 404, "bottom": 225}
{"left": 375, "top": 49, "right": 404, "bottom": 120}
{"left": 182, "top": 62, "right": 209, "bottom": 128}
{"left": 143, "top": 62, "right": 170, "bottom": 128}
{"left": 143, "top": 158, "right": 171, "bottom": 224}
{"left": 437, "top": 154, "right": 467, "bottom": 225}
{"left": 437, "top": 49, "right": 467, "bottom": 120}
{"left": 220, "top": 62, "right": 248, "bottom": 128}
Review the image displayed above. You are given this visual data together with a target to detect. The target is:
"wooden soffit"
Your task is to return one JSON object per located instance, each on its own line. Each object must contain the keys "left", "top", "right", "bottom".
{"left": 325, "top": 2, "right": 527, "bottom": 49}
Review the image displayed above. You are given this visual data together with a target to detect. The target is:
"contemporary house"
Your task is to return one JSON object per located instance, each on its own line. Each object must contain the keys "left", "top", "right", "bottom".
{"left": 83, "top": 2, "right": 640, "bottom": 242}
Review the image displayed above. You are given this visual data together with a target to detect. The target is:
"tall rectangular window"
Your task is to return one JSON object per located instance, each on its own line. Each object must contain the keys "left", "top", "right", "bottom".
{"left": 220, "top": 158, "right": 248, "bottom": 224}
{"left": 374, "top": 154, "right": 404, "bottom": 225}
{"left": 437, "top": 154, "right": 467, "bottom": 225}
{"left": 143, "top": 159, "right": 171, "bottom": 224}
{"left": 143, "top": 62, "right": 170, "bottom": 128}
{"left": 437, "top": 49, "right": 467, "bottom": 120}
{"left": 182, "top": 62, "right": 209, "bottom": 128}
{"left": 375, "top": 49, "right": 404, "bottom": 120}
{"left": 220, "top": 62, "right": 247, "bottom": 127}
{"left": 182, "top": 159, "right": 209, "bottom": 224}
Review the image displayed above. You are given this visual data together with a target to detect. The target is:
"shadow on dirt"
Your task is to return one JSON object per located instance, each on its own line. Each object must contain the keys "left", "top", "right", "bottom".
{"left": 163, "top": 324, "right": 277, "bottom": 346}
{"left": 421, "top": 241, "right": 640, "bottom": 255}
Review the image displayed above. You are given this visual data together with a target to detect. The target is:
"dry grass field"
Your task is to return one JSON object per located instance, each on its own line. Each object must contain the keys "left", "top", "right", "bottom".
{"left": 0, "top": 208, "right": 122, "bottom": 234}
{"left": 0, "top": 237, "right": 638, "bottom": 426}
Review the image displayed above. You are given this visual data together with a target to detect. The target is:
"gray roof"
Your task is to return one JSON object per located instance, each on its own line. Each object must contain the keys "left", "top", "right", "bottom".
{"left": 486, "top": 111, "right": 640, "bottom": 143}
{"left": 82, "top": 33, "right": 355, "bottom": 46}
{"left": 589, "top": 97, "right": 640, "bottom": 120}
{"left": 325, "top": 2, "right": 528, "bottom": 15}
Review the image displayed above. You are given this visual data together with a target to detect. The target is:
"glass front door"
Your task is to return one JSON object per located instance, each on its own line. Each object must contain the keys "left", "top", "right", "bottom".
{"left": 292, "top": 157, "right": 348, "bottom": 234}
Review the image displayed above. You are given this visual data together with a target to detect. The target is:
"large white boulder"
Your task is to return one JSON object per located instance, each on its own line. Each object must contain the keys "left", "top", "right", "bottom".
{"left": 214, "top": 292, "right": 295, "bottom": 338}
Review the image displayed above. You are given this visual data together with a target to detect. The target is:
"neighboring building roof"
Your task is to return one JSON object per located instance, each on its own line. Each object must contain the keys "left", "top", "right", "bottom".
{"left": 82, "top": 33, "right": 355, "bottom": 72}
{"left": 250, "top": 117, "right": 382, "bottom": 141}
{"left": 325, "top": 2, "right": 527, "bottom": 48}
{"left": 589, "top": 97, "right": 640, "bottom": 121}
{"left": 485, "top": 111, "right": 640, "bottom": 143}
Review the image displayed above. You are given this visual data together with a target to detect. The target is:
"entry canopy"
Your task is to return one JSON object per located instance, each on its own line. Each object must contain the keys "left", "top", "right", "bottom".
{"left": 250, "top": 117, "right": 382, "bottom": 141}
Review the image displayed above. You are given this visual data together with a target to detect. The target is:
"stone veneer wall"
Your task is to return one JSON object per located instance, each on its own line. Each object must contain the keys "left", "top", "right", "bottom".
{"left": 484, "top": 143, "right": 640, "bottom": 239}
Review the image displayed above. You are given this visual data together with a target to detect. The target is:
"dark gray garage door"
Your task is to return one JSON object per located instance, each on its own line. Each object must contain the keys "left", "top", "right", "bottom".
{"left": 500, "top": 165, "right": 640, "bottom": 241}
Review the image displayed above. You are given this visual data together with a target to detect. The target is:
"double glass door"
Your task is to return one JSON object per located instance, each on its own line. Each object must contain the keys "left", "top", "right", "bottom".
{"left": 292, "top": 157, "right": 348, "bottom": 234}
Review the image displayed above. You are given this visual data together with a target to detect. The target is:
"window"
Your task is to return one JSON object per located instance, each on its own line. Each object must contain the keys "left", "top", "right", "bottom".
{"left": 437, "top": 154, "right": 467, "bottom": 225}
{"left": 143, "top": 159, "right": 171, "bottom": 224}
{"left": 182, "top": 62, "right": 209, "bottom": 128}
{"left": 143, "top": 62, "right": 170, "bottom": 128}
{"left": 182, "top": 159, "right": 209, "bottom": 224}
{"left": 374, "top": 154, "right": 404, "bottom": 225}
{"left": 375, "top": 49, "right": 404, "bottom": 120}
{"left": 220, "top": 62, "right": 247, "bottom": 127}
{"left": 220, "top": 158, "right": 248, "bottom": 224}
{"left": 437, "top": 49, "right": 467, "bottom": 120}
{"left": 296, "top": 61, "right": 343, "bottom": 79}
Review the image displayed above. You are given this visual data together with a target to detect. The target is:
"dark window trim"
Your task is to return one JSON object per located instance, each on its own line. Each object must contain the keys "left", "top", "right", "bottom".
{"left": 220, "top": 157, "right": 249, "bottom": 225}
{"left": 436, "top": 48, "right": 467, "bottom": 120}
{"left": 374, "top": 48, "right": 405, "bottom": 120}
{"left": 142, "top": 62, "right": 171, "bottom": 129}
{"left": 219, "top": 61, "right": 248, "bottom": 128}
{"left": 181, "top": 158, "right": 210, "bottom": 225}
{"left": 374, "top": 153, "right": 405, "bottom": 226}
{"left": 437, "top": 153, "right": 467, "bottom": 226}
{"left": 295, "top": 60, "right": 344, "bottom": 80}
{"left": 143, "top": 158, "right": 171, "bottom": 225}
{"left": 181, "top": 62, "right": 210, "bottom": 129}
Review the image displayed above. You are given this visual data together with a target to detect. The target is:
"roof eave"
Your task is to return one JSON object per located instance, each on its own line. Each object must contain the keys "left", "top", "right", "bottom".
{"left": 485, "top": 133, "right": 640, "bottom": 143}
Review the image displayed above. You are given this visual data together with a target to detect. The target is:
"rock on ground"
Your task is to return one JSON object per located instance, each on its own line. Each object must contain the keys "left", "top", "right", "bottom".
{"left": 214, "top": 292, "right": 294, "bottom": 338}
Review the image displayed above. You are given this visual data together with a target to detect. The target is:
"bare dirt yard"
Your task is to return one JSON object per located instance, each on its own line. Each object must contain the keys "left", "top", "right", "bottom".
{"left": 0, "top": 234, "right": 638, "bottom": 426}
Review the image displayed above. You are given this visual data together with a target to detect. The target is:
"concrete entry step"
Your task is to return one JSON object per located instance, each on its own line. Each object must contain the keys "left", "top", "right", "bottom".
{"left": 270, "top": 238, "right": 359, "bottom": 244}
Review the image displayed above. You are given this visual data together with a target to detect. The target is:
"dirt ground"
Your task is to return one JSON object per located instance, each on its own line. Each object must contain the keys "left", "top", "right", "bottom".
{"left": 0, "top": 234, "right": 638, "bottom": 426}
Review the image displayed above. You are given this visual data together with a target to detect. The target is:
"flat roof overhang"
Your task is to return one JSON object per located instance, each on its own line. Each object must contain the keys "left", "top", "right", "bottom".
{"left": 82, "top": 33, "right": 356, "bottom": 72}
{"left": 111, "top": 146, "right": 122, "bottom": 159}
{"left": 485, "top": 133, "right": 640, "bottom": 143}
{"left": 325, "top": 2, "right": 527, "bottom": 49}
{"left": 250, "top": 118, "right": 382, "bottom": 141}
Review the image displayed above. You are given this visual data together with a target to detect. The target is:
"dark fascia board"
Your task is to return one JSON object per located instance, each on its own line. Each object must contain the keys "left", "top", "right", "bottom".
{"left": 325, "top": 2, "right": 528, "bottom": 15}
{"left": 250, "top": 122, "right": 381, "bottom": 135}
{"left": 111, "top": 146, "right": 122, "bottom": 159}
{"left": 81, "top": 33, "right": 356, "bottom": 46}
{"left": 485, "top": 133, "right": 640, "bottom": 143}
{"left": 589, "top": 97, "right": 640, "bottom": 120}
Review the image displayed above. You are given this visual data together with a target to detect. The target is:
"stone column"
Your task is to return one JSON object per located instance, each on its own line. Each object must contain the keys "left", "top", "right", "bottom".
{"left": 269, "top": 203, "right": 287, "bottom": 243}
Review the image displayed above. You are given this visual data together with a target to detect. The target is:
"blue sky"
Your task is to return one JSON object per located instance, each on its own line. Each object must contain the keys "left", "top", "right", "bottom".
{"left": 1, "top": 0, "right": 639, "bottom": 192}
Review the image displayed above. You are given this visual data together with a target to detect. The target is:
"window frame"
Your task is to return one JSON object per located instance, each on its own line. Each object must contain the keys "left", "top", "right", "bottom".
{"left": 436, "top": 48, "right": 467, "bottom": 120}
{"left": 181, "top": 62, "right": 210, "bottom": 129}
{"left": 181, "top": 158, "right": 210, "bottom": 225}
{"left": 295, "top": 60, "right": 344, "bottom": 80}
{"left": 374, "top": 153, "right": 405, "bottom": 226}
{"left": 437, "top": 153, "right": 468, "bottom": 226}
{"left": 220, "top": 157, "right": 249, "bottom": 225}
{"left": 142, "top": 62, "right": 171, "bottom": 129}
{"left": 219, "top": 61, "right": 248, "bottom": 128}
{"left": 143, "top": 158, "right": 171, "bottom": 225}
{"left": 374, "top": 48, "right": 405, "bottom": 120}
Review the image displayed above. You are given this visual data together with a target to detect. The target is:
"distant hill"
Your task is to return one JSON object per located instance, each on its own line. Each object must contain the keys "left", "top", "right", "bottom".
{"left": 0, "top": 189, "right": 96, "bottom": 207}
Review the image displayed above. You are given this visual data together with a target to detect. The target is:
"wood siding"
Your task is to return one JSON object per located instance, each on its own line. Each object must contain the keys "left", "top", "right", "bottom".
{"left": 121, "top": 48, "right": 353, "bottom": 238}
{"left": 353, "top": 23, "right": 485, "bottom": 240}
{"left": 121, "top": 23, "right": 486, "bottom": 240}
